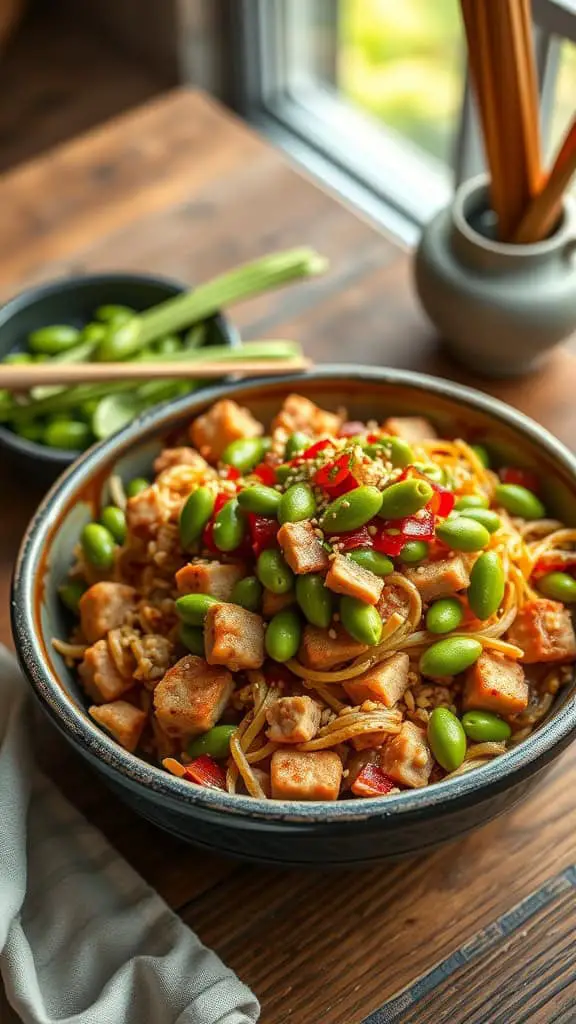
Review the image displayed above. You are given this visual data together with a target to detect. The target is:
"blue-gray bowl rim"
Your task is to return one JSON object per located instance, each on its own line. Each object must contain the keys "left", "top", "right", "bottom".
{"left": 12, "top": 365, "right": 576, "bottom": 824}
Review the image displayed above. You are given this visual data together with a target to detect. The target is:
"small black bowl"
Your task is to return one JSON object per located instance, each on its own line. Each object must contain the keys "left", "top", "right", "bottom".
{"left": 0, "top": 272, "right": 238, "bottom": 486}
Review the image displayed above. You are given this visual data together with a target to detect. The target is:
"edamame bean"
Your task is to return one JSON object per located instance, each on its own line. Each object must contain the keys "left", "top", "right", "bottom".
{"left": 213, "top": 498, "right": 246, "bottom": 552}
{"left": 427, "top": 707, "right": 467, "bottom": 772}
{"left": 340, "top": 596, "right": 382, "bottom": 646}
{"left": 28, "top": 325, "right": 81, "bottom": 355}
{"left": 96, "top": 318, "right": 141, "bottom": 361}
{"left": 187, "top": 724, "right": 237, "bottom": 759}
{"left": 296, "top": 574, "right": 334, "bottom": 628}
{"left": 95, "top": 304, "right": 135, "bottom": 324}
{"left": 79, "top": 399, "right": 100, "bottom": 420}
{"left": 461, "top": 710, "right": 512, "bottom": 742}
{"left": 43, "top": 419, "right": 90, "bottom": 450}
{"left": 467, "top": 551, "right": 505, "bottom": 620}
{"left": 275, "top": 464, "right": 292, "bottom": 484}
{"left": 454, "top": 494, "right": 489, "bottom": 511}
{"left": 176, "top": 593, "right": 220, "bottom": 626}
{"left": 231, "top": 576, "right": 263, "bottom": 612}
{"left": 179, "top": 622, "right": 205, "bottom": 655}
{"left": 320, "top": 486, "right": 383, "bottom": 533}
{"left": 471, "top": 444, "right": 490, "bottom": 468}
{"left": 285, "top": 431, "right": 311, "bottom": 459}
{"left": 412, "top": 462, "right": 446, "bottom": 486}
{"left": 378, "top": 479, "right": 433, "bottom": 519}
{"left": 58, "top": 580, "right": 87, "bottom": 614}
{"left": 154, "top": 334, "right": 181, "bottom": 355}
{"left": 13, "top": 421, "right": 45, "bottom": 443}
{"left": 81, "top": 523, "right": 116, "bottom": 570}
{"left": 420, "top": 637, "right": 482, "bottom": 677}
{"left": 238, "top": 484, "right": 281, "bottom": 517}
{"left": 100, "top": 505, "right": 127, "bottom": 544}
{"left": 126, "top": 477, "right": 150, "bottom": 498}
{"left": 494, "top": 483, "right": 545, "bottom": 520}
{"left": 265, "top": 609, "right": 302, "bottom": 662}
{"left": 221, "top": 437, "right": 268, "bottom": 474}
{"left": 436, "top": 515, "right": 490, "bottom": 552}
{"left": 81, "top": 323, "right": 107, "bottom": 343}
{"left": 256, "top": 548, "right": 294, "bottom": 594}
{"left": 426, "top": 598, "right": 464, "bottom": 635}
{"left": 537, "top": 571, "right": 576, "bottom": 603}
{"left": 365, "top": 437, "right": 414, "bottom": 468}
{"left": 348, "top": 549, "right": 394, "bottom": 577}
{"left": 398, "top": 540, "right": 429, "bottom": 564}
{"left": 462, "top": 508, "right": 501, "bottom": 534}
{"left": 179, "top": 487, "right": 216, "bottom": 548}
{"left": 278, "top": 483, "right": 316, "bottom": 524}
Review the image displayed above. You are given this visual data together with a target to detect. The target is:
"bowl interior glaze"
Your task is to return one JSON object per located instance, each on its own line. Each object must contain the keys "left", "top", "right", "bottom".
{"left": 12, "top": 367, "right": 576, "bottom": 825}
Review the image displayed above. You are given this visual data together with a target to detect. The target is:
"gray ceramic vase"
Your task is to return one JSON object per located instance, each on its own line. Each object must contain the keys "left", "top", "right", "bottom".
{"left": 414, "top": 174, "right": 576, "bottom": 377}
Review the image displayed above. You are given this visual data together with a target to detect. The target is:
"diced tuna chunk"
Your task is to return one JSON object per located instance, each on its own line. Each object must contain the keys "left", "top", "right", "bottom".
{"left": 153, "top": 655, "right": 234, "bottom": 738}
{"left": 271, "top": 393, "right": 342, "bottom": 438}
{"left": 79, "top": 639, "right": 134, "bottom": 703}
{"left": 381, "top": 721, "right": 434, "bottom": 788}
{"left": 89, "top": 700, "right": 146, "bottom": 752}
{"left": 405, "top": 556, "right": 470, "bottom": 602}
{"left": 277, "top": 521, "right": 329, "bottom": 574}
{"left": 382, "top": 416, "right": 437, "bottom": 443}
{"left": 299, "top": 624, "right": 366, "bottom": 670}
{"left": 463, "top": 651, "right": 529, "bottom": 715}
{"left": 153, "top": 447, "right": 209, "bottom": 475}
{"left": 190, "top": 399, "right": 262, "bottom": 462}
{"left": 344, "top": 652, "right": 410, "bottom": 708}
{"left": 326, "top": 554, "right": 384, "bottom": 605}
{"left": 262, "top": 588, "right": 296, "bottom": 618}
{"left": 126, "top": 485, "right": 169, "bottom": 539}
{"left": 79, "top": 582, "right": 137, "bottom": 644}
{"left": 204, "top": 603, "right": 265, "bottom": 671}
{"left": 506, "top": 599, "right": 576, "bottom": 664}
{"left": 175, "top": 560, "right": 245, "bottom": 601}
{"left": 270, "top": 750, "right": 342, "bottom": 800}
{"left": 265, "top": 695, "right": 322, "bottom": 744}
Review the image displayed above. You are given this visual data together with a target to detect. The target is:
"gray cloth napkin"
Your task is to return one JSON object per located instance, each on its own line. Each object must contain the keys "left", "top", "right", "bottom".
{"left": 0, "top": 646, "right": 259, "bottom": 1024}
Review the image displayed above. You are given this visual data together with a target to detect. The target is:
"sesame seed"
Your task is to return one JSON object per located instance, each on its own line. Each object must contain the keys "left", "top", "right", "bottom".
{"left": 328, "top": 628, "right": 337, "bottom": 639}
{"left": 368, "top": 525, "right": 377, "bottom": 536}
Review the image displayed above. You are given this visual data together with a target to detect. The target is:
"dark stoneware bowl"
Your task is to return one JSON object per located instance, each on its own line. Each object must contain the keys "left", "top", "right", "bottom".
{"left": 0, "top": 272, "right": 238, "bottom": 486}
{"left": 11, "top": 368, "right": 576, "bottom": 866}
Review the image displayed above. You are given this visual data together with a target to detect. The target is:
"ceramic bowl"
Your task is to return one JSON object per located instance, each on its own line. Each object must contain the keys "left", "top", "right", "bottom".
{"left": 11, "top": 367, "right": 576, "bottom": 866}
{"left": 0, "top": 272, "right": 238, "bottom": 486}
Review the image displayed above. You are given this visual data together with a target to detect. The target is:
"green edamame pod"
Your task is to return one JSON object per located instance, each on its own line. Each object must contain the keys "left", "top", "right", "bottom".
{"left": 278, "top": 483, "right": 316, "bottom": 525}
{"left": 28, "top": 325, "right": 81, "bottom": 355}
{"left": 179, "top": 487, "right": 216, "bottom": 548}
{"left": 412, "top": 462, "right": 446, "bottom": 486}
{"left": 427, "top": 707, "right": 467, "bottom": 772}
{"left": 537, "top": 571, "right": 576, "bottom": 603}
{"left": 213, "top": 498, "right": 246, "bottom": 552}
{"left": 81, "top": 523, "right": 116, "bottom": 570}
{"left": 176, "top": 593, "right": 220, "bottom": 626}
{"left": 95, "top": 304, "right": 135, "bottom": 324}
{"left": 398, "top": 540, "right": 429, "bottom": 564}
{"left": 420, "top": 637, "right": 482, "bottom": 677}
{"left": 426, "top": 598, "right": 464, "bottom": 635}
{"left": 265, "top": 609, "right": 302, "bottom": 662}
{"left": 43, "top": 420, "right": 90, "bottom": 450}
{"left": 221, "top": 437, "right": 269, "bottom": 474}
{"left": 471, "top": 444, "right": 490, "bottom": 468}
{"left": 154, "top": 334, "right": 181, "bottom": 355}
{"left": 100, "top": 505, "right": 127, "bottom": 544}
{"left": 126, "top": 477, "right": 150, "bottom": 498}
{"left": 295, "top": 574, "right": 334, "bottom": 628}
{"left": 96, "top": 318, "right": 141, "bottom": 362}
{"left": 237, "top": 484, "right": 281, "bottom": 517}
{"left": 348, "top": 549, "right": 394, "bottom": 577}
{"left": 461, "top": 710, "right": 512, "bottom": 742}
{"left": 285, "top": 432, "right": 311, "bottom": 459}
{"left": 320, "top": 486, "right": 383, "bottom": 533}
{"left": 81, "top": 322, "right": 107, "bottom": 343}
{"left": 494, "top": 483, "right": 545, "bottom": 520}
{"left": 340, "top": 596, "right": 382, "bottom": 646}
{"left": 231, "top": 576, "right": 263, "bottom": 612}
{"left": 58, "top": 580, "right": 87, "bottom": 614}
{"left": 435, "top": 516, "right": 490, "bottom": 552}
{"left": 454, "top": 494, "right": 489, "bottom": 511}
{"left": 378, "top": 479, "right": 433, "bottom": 519}
{"left": 256, "top": 548, "right": 294, "bottom": 594}
{"left": 467, "top": 551, "right": 505, "bottom": 620}
{"left": 186, "top": 724, "right": 237, "bottom": 759}
{"left": 179, "top": 622, "right": 205, "bottom": 655}
{"left": 462, "top": 508, "right": 501, "bottom": 534}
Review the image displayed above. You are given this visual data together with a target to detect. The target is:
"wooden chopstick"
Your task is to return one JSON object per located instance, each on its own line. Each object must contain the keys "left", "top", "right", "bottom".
{"left": 513, "top": 117, "right": 576, "bottom": 243}
{"left": 0, "top": 357, "right": 313, "bottom": 390}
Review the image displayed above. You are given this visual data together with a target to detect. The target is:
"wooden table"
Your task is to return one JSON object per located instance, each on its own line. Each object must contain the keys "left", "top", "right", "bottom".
{"left": 2, "top": 90, "right": 576, "bottom": 1024}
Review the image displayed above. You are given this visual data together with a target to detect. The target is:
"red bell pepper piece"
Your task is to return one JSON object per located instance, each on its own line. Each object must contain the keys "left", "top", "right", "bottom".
{"left": 252, "top": 461, "right": 277, "bottom": 486}
{"left": 499, "top": 466, "right": 540, "bottom": 494}
{"left": 249, "top": 514, "right": 279, "bottom": 556}
{"left": 221, "top": 465, "right": 241, "bottom": 481}
{"left": 339, "top": 526, "right": 374, "bottom": 551}
{"left": 429, "top": 485, "right": 455, "bottom": 517}
{"left": 372, "top": 506, "right": 436, "bottom": 556}
{"left": 351, "top": 764, "right": 398, "bottom": 797}
{"left": 399, "top": 507, "right": 436, "bottom": 539}
{"left": 314, "top": 452, "right": 352, "bottom": 490}
{"left": 184, "top": 755, "right": 226, "bottom": 791}
{"left": 293, "top": 438, "right": 331, "bottom": 464}
{"left": 202, "top": 493, "right": 229, "bottom": 553}
{"left": 372, "top": 526, "right": 405, "bottom": 557}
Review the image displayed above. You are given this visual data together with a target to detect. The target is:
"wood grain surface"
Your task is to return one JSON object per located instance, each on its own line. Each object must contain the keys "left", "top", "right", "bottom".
{"left": 1, "top": 89, "right": 576, "bottom": 1024}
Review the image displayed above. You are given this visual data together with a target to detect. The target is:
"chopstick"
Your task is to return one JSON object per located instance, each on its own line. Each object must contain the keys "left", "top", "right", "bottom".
{"left": 0, "top": 357, "right": 313, "bottom": 390}
{"left": 512, "top": 117, "right": 576, "bottom": 243}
